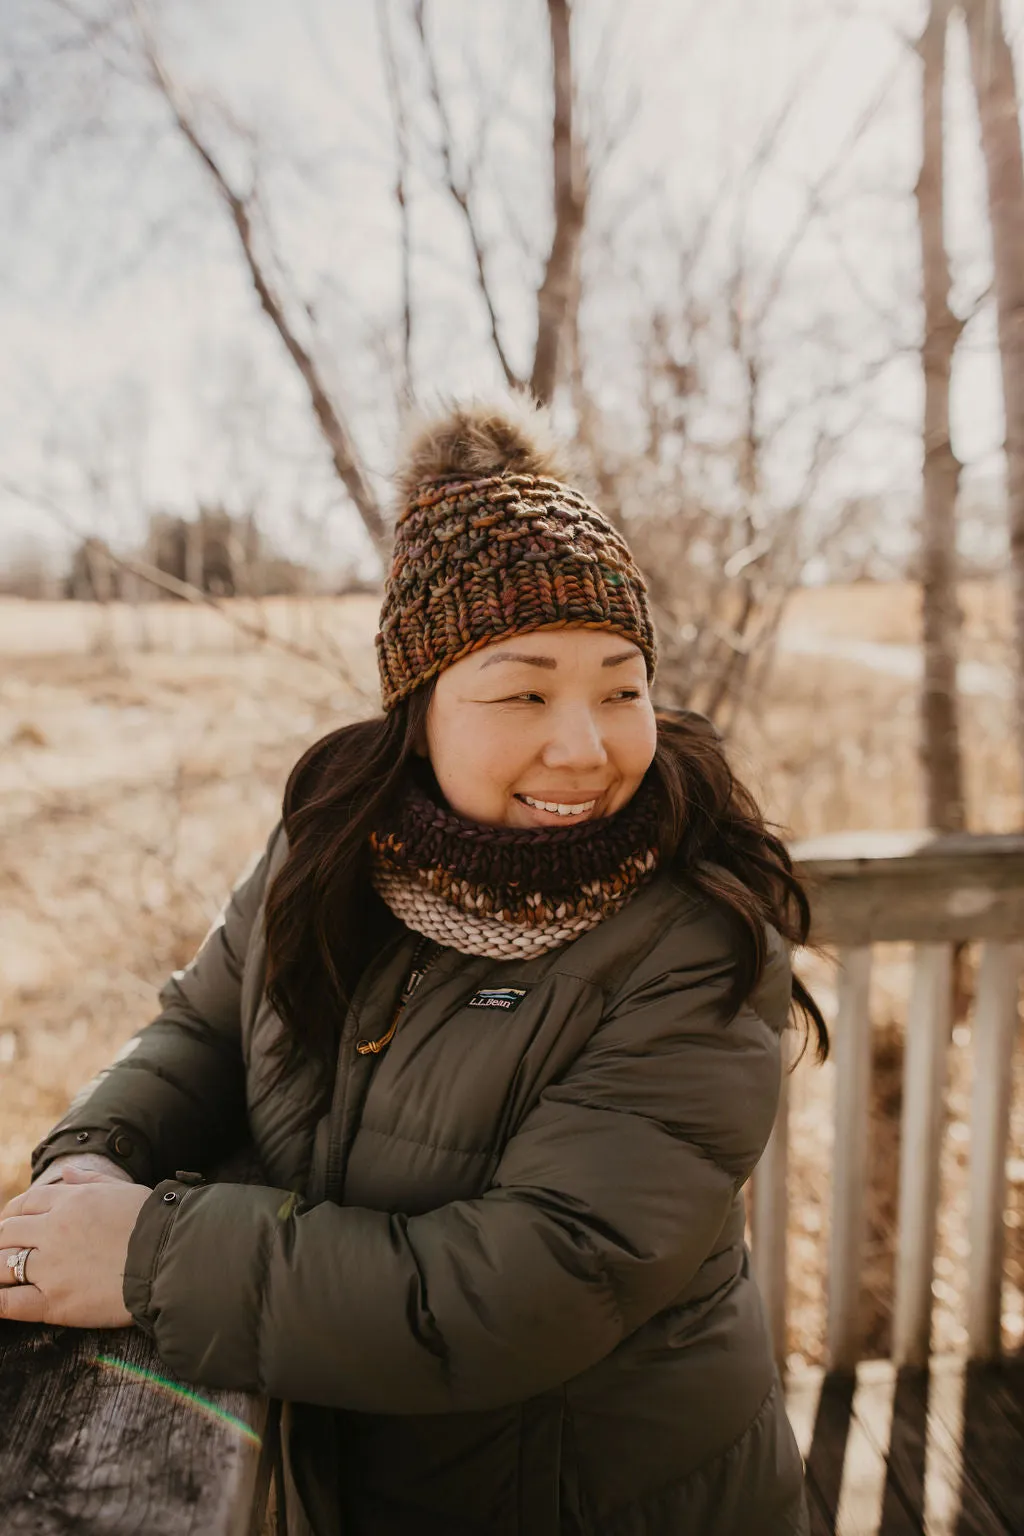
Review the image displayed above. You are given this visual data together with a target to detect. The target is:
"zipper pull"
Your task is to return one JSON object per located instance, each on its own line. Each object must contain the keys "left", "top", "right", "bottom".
{"left": 355, "top": 938, "right": 437, "bottom": 1056}
{"left": 355, "top": 1031, "right": 392, "bottom": 1057}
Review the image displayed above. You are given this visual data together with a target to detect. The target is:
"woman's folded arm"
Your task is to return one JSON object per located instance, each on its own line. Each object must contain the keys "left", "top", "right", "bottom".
{"left": 123, "top": 944, "right": 786, "bottom": 1414}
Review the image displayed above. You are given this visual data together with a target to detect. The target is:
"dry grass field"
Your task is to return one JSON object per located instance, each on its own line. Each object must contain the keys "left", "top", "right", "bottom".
{"left": 2, "top": 582, "right": 1022, "bottom": 1369}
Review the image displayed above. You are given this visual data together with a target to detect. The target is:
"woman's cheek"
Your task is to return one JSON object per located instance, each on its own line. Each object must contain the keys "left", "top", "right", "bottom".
{"left": 433, "top": 727, "right": 516, "bottom": 817}
{"left": 617, "top": 706, "right": 657, "bottom": 770}
{"left": 478, "top": 730, "right": 529, "bottom": 787}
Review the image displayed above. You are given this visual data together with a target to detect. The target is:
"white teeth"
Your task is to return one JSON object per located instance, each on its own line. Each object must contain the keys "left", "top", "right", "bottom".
{"left": 520, "top": 795, "right": 597, "bottom": 817}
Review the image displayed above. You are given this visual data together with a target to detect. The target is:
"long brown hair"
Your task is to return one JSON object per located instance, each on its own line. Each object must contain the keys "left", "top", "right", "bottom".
{"left": 264, "top": 692, "right": 828, "bottom": 1073}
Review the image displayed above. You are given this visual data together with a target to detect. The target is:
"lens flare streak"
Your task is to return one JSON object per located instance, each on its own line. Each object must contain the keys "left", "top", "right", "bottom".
{"left": 90, "top": 1354, "right": 262, "bottom": 1447}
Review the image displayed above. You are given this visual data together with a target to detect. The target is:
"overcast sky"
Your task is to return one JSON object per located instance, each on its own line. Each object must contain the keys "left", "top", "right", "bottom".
{"left": 1, "top": 0, "right": 1020, "bottom": 580}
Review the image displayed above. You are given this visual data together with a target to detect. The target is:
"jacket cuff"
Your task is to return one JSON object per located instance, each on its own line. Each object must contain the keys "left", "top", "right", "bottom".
{"left": 32, "top": 1125, "right": 154, "bottom": 1186}
{"left": 122, "top": 1178, "right": 299, "bottom": 1390}
{"left": 123, "top": 1174, "right": 206, "bottom": 1335}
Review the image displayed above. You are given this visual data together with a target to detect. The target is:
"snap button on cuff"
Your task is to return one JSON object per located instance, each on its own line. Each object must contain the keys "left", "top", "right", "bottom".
{"left": 111, "top": 1133, "right": 134, "bottom": 1158}
{"left": 162, "top": 1191, "right": 178, "bottom": 1204}
{"left": 75, "top": 1131, "right": 90, "bottom": 1143}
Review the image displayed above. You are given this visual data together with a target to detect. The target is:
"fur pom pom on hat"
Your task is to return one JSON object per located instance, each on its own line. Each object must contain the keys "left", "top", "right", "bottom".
{"left": 376, "top": 395, "right": 657, "bottom": 710}
{"left": 394, "top": 394, "right": 574, "bottom": 503}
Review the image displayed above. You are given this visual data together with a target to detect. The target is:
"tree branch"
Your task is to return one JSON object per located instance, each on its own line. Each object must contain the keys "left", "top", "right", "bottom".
{"left": 377, "top": 0, "right": 414, "bottom": 405}
{"left": 752, "top": 47, "right": 906, "bottom": 333}
{"left": 413, "top": 0, "right": 521, "bottom": 392}
{"left": 131, "top": 4, "right": 390, "bottom": 562}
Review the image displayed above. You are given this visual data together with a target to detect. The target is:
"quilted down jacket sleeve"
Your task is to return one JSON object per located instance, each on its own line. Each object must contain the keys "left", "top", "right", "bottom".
{"left": 31, "top": 826, "right": 282, "bottom": 1187}
{"left": 122, "top": 931, "right": 788, "bottom": 1413}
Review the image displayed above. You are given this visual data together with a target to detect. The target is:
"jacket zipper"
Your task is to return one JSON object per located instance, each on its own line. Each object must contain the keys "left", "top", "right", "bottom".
{"left": 321, "top": 930, "right": 432, "bottom": 1204}
{"left": 354, "top": 936, "right": 438, "bottom": 1055}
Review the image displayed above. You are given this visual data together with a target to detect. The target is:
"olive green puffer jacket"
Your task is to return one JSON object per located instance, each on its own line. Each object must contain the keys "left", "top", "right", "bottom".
{"left": 34, "top": 823, "right": 808, "bottom": 1536}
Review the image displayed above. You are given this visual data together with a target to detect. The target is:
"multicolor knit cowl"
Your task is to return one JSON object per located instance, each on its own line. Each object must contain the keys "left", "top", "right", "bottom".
{"left": 369, "top": 775, "right": 661, "bottom": 960}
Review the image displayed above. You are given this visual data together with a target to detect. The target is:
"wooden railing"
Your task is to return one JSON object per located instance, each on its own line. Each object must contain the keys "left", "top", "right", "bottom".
{"left": 753, "top": 830, "right": 1024, "bottom": 1373}
{"left": 0, "top": 1149, "right": 275, "bottom": 1535}
{"left": 5, "top": 832, "right": 1022, "bottom": 1530}
{"left": 0, "top": 1321, "right": 274, "bottom": 1534}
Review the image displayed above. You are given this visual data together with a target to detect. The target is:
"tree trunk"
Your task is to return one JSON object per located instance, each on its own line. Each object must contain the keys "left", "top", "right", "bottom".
{"left": 917, "top": 0, "right": 966, "bottom": 833}
{"left": 530, "top": 0, "right": 586, "bottom": 405}
{"left": 963, "top": 0, "right": 1024, "bottom": 817}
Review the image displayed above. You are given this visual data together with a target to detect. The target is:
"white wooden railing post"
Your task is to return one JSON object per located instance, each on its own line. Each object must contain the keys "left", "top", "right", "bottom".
{"left": 966, "top": 940, "right": 1021, "bottom": 1360}
{"left": 827, "top": 946, "right": 873, "bottom": 1371}
{"left": 753, "top": 1031, "right": 792, "bottom": 1365}
{"left": 792, "top": 832, "right": 1024, "bottom": 1377}
{"left": 892, "top": 942, "right": 952, "bottom": 1367}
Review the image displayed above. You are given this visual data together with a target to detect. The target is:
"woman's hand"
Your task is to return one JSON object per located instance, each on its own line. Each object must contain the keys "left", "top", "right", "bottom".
{"left": 0, "top": 1164, "right": 152, "bottom": 1327}
{"left": 31, "top": 1152, "right": 135, "bottom": 1189}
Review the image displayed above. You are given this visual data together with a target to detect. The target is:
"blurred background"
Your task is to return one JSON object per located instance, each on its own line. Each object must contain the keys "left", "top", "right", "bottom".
{"left": 2, "top": 0, "right": 1023, "bottom": 1376}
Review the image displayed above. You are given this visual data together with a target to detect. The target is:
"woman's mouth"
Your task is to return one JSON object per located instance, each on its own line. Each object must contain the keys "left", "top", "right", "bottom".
{"left": 514, "top": 793, "right": 599, "bottom": 819}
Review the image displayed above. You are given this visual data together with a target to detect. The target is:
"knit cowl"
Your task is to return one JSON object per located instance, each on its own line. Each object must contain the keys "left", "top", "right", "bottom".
{"left": 369, "top": 774, "right": 661, "bottom": 960}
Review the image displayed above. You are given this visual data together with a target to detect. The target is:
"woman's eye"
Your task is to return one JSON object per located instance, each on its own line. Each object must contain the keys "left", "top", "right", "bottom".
{"left": 609, "top": 689, "right": 641, "bottom": 701}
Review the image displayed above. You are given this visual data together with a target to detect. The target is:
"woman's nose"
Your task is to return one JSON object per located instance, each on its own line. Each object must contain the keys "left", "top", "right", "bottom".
{"left": 541, "top": 706, "right": 608, "bottom": 770}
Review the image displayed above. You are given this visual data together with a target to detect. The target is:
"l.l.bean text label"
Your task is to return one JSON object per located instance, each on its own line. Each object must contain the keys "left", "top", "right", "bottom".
{"left": 466, "top": 987, "right": 530, "bottom": 1012}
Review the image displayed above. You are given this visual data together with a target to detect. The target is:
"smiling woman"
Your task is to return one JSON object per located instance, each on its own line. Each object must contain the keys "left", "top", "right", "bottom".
{"left": 15, "top": 394, "right": 825, "bottom": 1536}
{"left": 425, "top": 629, "right": 657, "bottom": 829}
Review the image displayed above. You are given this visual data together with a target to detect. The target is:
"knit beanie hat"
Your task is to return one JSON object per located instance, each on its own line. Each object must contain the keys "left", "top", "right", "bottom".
{"left": 376, "top": 396, "right": 657, "bottom": 710}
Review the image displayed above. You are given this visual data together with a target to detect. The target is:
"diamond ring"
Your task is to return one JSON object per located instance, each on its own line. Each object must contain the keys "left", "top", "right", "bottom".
{"left": 5, "top": 1248, "right": 31, "bottom": 1285}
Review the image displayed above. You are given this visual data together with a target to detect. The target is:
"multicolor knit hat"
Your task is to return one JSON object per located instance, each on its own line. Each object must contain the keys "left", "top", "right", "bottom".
{"left": 376, "top": 396, "right": 657, "bottom": 710}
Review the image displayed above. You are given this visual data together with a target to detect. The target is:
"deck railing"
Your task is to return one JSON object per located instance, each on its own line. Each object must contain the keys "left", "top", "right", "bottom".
{"left": 5, "top": 831, "right": 1023, "bottom": 1531}
{"left": 753, "top": 830, "right": 1024, "bottom": 1373}
{"left": 0, "top": 1149, "right": 275, "bottom": 1535}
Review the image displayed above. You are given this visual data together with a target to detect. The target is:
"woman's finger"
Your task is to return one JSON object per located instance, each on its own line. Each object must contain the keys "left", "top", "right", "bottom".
{"left": 0, "top": 1214, "right": 46, "bottom": 1251}
{"left": 0, "top": 1184, "right": 56, "bottom": 1222}
{"left": 0, "top": 1278, "right": 44, "bottom": 1322}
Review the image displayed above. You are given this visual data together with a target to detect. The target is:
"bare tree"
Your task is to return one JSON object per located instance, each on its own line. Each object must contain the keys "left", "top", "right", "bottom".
{"left": 132, "top": 7, "right": 390, "bottom": 562}
{"left": 413, "top": 0, "right": 584, "bottom": 405}
{"left": 529, "top": 0, "right": 585, "bottom": 404}
{"left": 10, "top": 2, "right": 922, "bottom": 744}
{"left": 916, "top": 0, "right": 966, "bottom": 832}
{"left": 699, "top": 260, "right": 766, "bottom": 724}
{"left": 378, "top": 0, "right": 415, "bottom": 406}
{"left": 568, "top": 283, "right": 835, "bottom": 728}
{"left": 962, "top": 0, "right": 1024, "bottom": 811}
{"left": 412, "top": 0, "right": 521, "bottom": 392}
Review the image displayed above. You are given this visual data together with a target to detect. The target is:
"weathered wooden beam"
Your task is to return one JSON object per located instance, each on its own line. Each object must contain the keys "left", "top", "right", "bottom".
{"left": 892, "top": 943, "right": 952, "bottom": 1367}
{"left": 826, "top": 947, "right": 873, "bottom": 1372}
{"left": 0, "top": 1321, "right": 272, "bottom": 1534}
{"left": 967, "top": 940, "right": 1022, "bottom": 1360}
{"left": 793, "top": 830, "right": 1024, "bottom": 945}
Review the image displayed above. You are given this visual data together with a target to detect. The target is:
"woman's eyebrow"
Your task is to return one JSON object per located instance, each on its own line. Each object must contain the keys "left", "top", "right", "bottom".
{"left": 477, "top": 648, "right": 641, "bottom": 670}
{"left": 478, "top": 652, "right": 557, "bottom": 669}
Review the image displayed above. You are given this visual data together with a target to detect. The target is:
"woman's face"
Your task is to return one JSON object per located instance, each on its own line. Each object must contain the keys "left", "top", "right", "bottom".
{"left": 424, "top": 628, "right": 657, "bottom": 828}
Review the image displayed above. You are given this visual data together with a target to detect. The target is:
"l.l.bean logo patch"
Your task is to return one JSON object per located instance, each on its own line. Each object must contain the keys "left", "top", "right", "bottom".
{"left": 467, "top": 987, "right": 530, "bottom": 1013}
